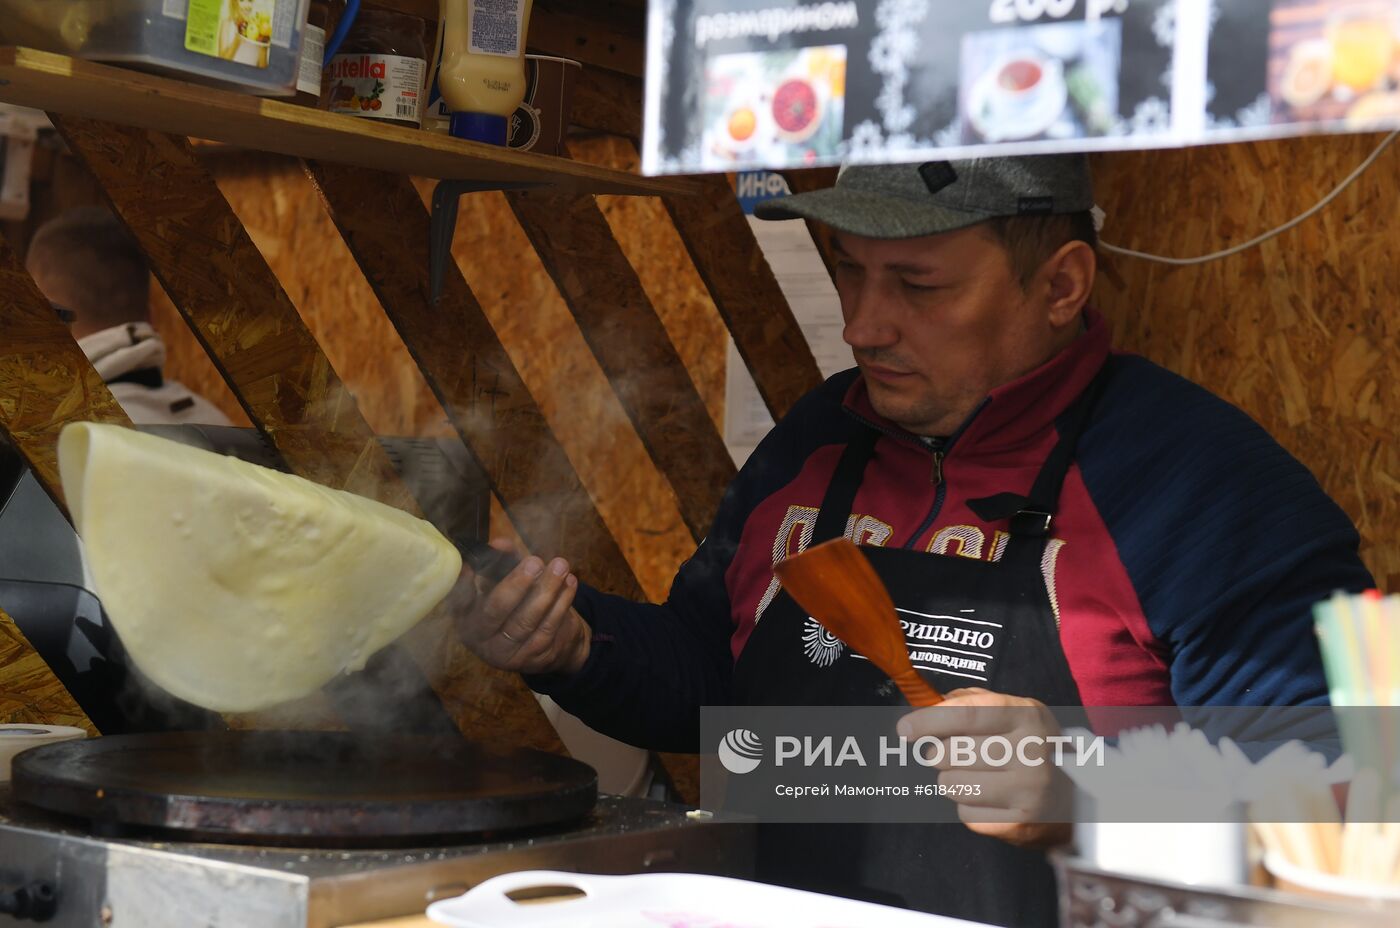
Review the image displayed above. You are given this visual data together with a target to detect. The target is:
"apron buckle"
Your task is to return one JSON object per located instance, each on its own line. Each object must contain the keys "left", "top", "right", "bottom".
{"left": 1010, "top": 509, "right": 1053, "bottom": 537}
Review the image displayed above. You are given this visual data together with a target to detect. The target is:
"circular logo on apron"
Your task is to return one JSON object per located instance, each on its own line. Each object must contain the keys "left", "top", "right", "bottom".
{"left": 802, "top": 616, "right": 845, "bottom": 667}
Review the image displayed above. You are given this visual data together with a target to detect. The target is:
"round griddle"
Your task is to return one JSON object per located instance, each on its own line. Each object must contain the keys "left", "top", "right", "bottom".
{"left": 12, "top": 731, "right": 596, "bottom": 845}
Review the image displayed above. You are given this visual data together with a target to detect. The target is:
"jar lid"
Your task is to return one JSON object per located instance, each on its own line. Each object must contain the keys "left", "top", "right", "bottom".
{"left": 451, "top": 112, "right": 508, "bottom": 146}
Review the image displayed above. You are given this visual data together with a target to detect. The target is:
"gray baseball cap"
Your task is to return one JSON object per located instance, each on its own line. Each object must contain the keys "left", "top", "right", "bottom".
{"left": 754, "top": 155, "right": 1094, "bottom": 239}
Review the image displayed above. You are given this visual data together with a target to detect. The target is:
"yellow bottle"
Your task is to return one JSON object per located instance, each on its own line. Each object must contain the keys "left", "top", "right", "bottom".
{"left": 438, "top": 0, "right": 535, "bottom": 144}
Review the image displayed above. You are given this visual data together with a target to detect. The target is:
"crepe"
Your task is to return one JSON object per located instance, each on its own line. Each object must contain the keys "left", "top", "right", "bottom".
{"left": 57, "top": 423, "right": 462, "bottom": 712}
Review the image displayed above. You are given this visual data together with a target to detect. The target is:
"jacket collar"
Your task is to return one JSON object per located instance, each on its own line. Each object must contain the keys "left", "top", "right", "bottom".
{"left": 842, "top": 309, "right": 1111, "bottom": 455}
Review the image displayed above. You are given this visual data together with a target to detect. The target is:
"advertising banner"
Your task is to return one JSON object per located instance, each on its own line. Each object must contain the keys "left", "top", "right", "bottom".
{"left": 642, "top": 0, "right": 1400, "bottom": 174}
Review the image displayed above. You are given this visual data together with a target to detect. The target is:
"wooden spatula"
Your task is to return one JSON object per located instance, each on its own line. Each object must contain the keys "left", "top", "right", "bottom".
{"left": 774, "top": 538, "right": 943, "bottom": 707}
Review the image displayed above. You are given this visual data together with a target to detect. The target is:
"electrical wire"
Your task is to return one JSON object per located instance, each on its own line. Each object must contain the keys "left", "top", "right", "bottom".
{"left": 1099, "top": 130, "right": 1398, "bottom": 266}
{"left": 322, "top": 0, "right": 361, "bottom": 68}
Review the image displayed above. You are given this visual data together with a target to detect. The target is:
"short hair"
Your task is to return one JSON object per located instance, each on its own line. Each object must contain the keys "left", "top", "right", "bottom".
{"left": 981, "top": 212, "right": 1098, "bottom": 288}
{"left": 26, "top": 207, "right": 150, "bottom": 327}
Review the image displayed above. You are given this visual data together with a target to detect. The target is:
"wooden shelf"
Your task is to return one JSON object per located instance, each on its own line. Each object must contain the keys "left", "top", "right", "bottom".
{"left": 0, "top": 47, "right": 697, "bottom": 196}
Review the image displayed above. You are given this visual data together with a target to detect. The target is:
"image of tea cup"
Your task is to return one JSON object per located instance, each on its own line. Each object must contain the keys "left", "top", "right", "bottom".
{"left": 233, "top": 33, "right": 271, "bottom": 68}
{"left": 986, "top": 53, "right": 1060, "bottom": 121}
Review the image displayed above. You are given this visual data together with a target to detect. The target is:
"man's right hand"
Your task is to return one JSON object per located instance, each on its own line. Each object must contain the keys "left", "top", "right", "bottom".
{"left": 451, "top": 539, "right": 591, "bottom": 676}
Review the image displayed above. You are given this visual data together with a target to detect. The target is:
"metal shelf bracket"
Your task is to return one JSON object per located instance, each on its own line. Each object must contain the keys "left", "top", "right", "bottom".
{"left": 430, "top": 179, "right": 545, "bottom": 303}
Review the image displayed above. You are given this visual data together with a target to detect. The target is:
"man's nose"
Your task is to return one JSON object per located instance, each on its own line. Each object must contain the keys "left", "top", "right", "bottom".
{"left": 842, "top": 283, "right": 898, "bottom": 349}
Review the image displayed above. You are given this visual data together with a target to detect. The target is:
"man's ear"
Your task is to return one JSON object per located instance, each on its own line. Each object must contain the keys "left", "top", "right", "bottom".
{"left": 1039, "top": 240, "right": 1097, "bottom": 328}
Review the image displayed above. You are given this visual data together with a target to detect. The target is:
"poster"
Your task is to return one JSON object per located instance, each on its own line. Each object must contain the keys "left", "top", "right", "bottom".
{"left": 642, "top": 0, "right": 1400, "bottom": 175}
{"left": 725, "top": 171, "right": 849, "bottom": 466}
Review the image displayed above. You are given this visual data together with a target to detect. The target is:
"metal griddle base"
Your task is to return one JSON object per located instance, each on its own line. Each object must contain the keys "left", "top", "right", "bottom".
{"left": 0, "top": 788, "right": 754, "bottom": 928}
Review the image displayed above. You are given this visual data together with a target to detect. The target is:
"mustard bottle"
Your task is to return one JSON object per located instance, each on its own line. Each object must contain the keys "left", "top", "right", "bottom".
{"left": 437, "top": 0, "right": 535, "bottom": 145}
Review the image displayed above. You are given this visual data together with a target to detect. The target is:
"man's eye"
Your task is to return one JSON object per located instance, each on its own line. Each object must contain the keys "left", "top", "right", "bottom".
{"left": 902, "top": 280, "right": 942, "bottom": 292}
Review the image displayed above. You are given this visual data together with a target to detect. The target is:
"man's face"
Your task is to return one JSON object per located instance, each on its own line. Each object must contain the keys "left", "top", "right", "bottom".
{"left": 831, "top": 226, "right": 1071, "bottom": 437}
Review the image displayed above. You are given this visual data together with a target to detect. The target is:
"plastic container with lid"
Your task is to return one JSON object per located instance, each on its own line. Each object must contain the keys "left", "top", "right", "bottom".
{"left": 437, "top": 0, "right": 535, "bottom": 145}
{"left": 0, "top": 0, "right": 312, "bottom": 96}
{"left": 323, "top": 8, "right": 428, "bottom": 128}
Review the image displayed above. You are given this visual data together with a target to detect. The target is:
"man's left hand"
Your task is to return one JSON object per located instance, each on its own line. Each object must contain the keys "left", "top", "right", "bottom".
{"left": 897, "top": 688, "right": 1073, "bottom": 850}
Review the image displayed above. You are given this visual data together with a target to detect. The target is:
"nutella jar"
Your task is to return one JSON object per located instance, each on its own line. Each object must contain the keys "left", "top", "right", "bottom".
{"left": 324, "top": 8, "right": 427, "bottom": 128}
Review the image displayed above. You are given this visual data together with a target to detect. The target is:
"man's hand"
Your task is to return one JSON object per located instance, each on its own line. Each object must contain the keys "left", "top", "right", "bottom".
{"left": 450, "top": 539, "right": 590, "bottom": 676}
{"left": 898, "top": 688, "right": 1073, "bottom": 849}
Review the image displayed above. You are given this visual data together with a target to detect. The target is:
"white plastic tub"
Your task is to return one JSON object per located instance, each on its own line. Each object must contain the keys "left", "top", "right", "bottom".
{"left": 427, "top": 871, "right": 984, "bottom": 928}
{"left": 0, "top": 0, "right": 312, "bottom": 96}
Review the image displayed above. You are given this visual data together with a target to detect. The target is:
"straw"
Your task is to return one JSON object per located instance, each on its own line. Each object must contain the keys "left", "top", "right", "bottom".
{"left": 1313, "top": 590, "right": 1400, "bottom": 707}
{"left": 1255, "top": 591, "right": 1400, "bottom": 890}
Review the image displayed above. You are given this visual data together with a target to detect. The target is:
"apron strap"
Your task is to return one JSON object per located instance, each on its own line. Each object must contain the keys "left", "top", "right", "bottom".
{"left": 1008, "top": 364, "right": 1111, "bottom": 539}
{"left": 811, "top": 362, "right": 1112, "bottom": 550}
{"left": 811, "top": 427, "right": 880, "bottom": 545}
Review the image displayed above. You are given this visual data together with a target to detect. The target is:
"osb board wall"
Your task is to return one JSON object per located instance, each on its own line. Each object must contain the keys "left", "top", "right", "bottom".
{"left": 1089, "top": 132, "right": 1399, "bottom": 590}
{"left": 150, "top": 145, "right": 721, "bottom": 601}
{"left": 573, "top": 136, "right": 728, "bottom": 434}
{"left": 152, "top": 132, "right": 1399, "bottom": 599}
{"left": 402, "top": 172, "right": 696, "bottom": 602}
{"left": 0, "top": 609, "right": 96, "bottom": 734}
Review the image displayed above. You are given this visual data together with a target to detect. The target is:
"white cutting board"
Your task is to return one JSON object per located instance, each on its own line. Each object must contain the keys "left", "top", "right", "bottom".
{"left": 426, "top": 871, "right": 988, "bottom": 928}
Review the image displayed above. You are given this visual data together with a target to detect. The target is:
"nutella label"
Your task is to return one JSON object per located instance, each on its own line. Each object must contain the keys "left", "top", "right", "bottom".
{"left": 326, "top": 53, "right": 426, "bottom": 122}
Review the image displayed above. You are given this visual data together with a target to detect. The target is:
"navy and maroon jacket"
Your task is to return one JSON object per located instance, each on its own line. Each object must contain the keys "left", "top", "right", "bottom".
{"left": 531, "top": 312, "right": 1373, "bottom": 752}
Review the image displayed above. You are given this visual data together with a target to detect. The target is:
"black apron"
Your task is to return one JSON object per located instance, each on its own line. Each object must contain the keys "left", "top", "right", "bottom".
{"left": 732, "top": 375, "right": 1104, "bottom": 928}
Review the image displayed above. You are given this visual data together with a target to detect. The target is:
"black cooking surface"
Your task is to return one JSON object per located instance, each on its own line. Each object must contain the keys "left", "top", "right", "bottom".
{"left": 12, "top": 731, "right": 596, "bottom": 844}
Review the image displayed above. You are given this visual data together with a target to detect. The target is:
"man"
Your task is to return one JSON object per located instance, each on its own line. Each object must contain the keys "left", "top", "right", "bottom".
{"left": 26, "top": 207, "right": 231, "bottom": 426}
{"left": 451, "top": 157, "right": 1372, "bottom": 926}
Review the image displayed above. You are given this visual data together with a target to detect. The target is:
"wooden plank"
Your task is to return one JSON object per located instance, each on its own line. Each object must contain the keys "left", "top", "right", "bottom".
{"left": 303, "top": 162, "right": 647, "bottom": 599}
{"left": 0, "top": 48, "right": 692, "bottom": 196}
{"left": 52, "top": 117, "right": 562, "bottom": 754}
{"left": 527, "top": 3, "right": 646, "bottom": 79}
{"left": 0, "top": 229, "right": 130, "bottom": 512}
{"left": 370, "top": 0, "right": 647, "bottom": 77}
{"left": 664, "top": 176, "right": 823, "bottom": 421}
{"left": 570, "top": 67, "right": 644, "bottom": 139}
{"left": 506, "top": 165, "right": 736, "bottom": 542}
{"left": 0, "top": 608, "right": 96, "bottom": 734}
{"left": 781, "top": 168, "right": 840, "bottom": 280}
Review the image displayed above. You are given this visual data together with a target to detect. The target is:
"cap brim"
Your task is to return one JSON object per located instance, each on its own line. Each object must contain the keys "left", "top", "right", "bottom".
{"left": 753, "top": 188, "right": 989, "bottom": 239}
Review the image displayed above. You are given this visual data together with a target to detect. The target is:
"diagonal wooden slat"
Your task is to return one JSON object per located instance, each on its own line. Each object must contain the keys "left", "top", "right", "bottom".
{"left": 52, "top": 116, "right": 562, "bottom": 754}
{"left": 0, "top": 608, "right": 95, "bottom": 733}
{"left": 664, "top": 176, "right": 823, "bottom": 421}
{"left": 505, "top": 169, "right": 736, "bottom": 543}
{"left": 51, "top": 118, "right": 418, "bottom": 502}
{"left": 781, "top": 168, "right": 839, "bottom": 280}
{"left": 0, "top": 231, "right": 131, "bottom": 510}
{"left": 303, "top": 162, "right": 646, "bottom": 599}
{"left": 303, "top": 164, "right": 701, "bottom": 802}
{"left": 0, "top": 239, "right": 108, "bottom": 735}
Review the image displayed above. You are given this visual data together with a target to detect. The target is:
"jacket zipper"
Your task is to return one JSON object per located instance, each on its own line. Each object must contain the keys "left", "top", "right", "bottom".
{"left": 842, "top": 398, "right": 990, "bottom": 549}
{"left": 898, "top": 398, "right": 988, "bottom": 549}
